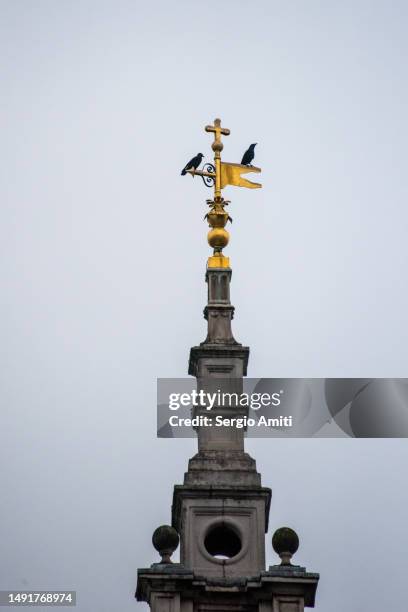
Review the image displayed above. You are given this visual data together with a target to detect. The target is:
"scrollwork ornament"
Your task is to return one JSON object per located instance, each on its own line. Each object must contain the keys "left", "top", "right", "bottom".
{"left": 201, "top": 163, "right": 216, "bottom": 187}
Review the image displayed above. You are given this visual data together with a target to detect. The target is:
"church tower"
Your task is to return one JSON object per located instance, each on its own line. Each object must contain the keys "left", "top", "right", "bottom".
{"left": 136, "top": 120, "right": 319, "bottom": 612}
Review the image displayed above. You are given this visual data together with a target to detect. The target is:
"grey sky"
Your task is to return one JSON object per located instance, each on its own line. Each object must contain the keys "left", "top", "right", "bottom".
{"left": 1, "top": 1, "right": 407, "bottom": 610}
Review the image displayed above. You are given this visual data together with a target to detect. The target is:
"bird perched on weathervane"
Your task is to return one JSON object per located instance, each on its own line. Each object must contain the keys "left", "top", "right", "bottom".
{"left": 181, "top": 153, "right": 204, "bottom": 176}
{"left": 241, "top": 143, "right": 257, "bottom": 166}
{"left": 180, "top": 118, "right": 262, "bottom": 270}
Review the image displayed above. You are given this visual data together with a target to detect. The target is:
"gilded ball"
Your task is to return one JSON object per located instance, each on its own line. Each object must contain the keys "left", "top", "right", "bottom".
{"left": 212, "top": 141, "right": 223, "bottom": 153}
{"left": 208, "top": 227, "right": 229, "bottom": 249}
{"left": 272, "top": 527, "right": 299, "bottom": 556}
{"left": 152, "top": 525, "right": 179, "bottom": 555}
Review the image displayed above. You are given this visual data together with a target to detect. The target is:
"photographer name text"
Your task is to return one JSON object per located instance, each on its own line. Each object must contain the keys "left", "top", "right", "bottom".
{"left": 168, "top": 415, "right": 292, "bottom": 428}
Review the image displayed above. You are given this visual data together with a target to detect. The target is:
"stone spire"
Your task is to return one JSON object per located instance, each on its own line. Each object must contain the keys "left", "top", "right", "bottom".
{"left": 186, "top": 265, "right": 256, "bottom": 483}
{"left": 136, "top": 119, "right": 319, "bottom": 611}
{"left": 172, "top": 262, "right": 270, "bottom": 577}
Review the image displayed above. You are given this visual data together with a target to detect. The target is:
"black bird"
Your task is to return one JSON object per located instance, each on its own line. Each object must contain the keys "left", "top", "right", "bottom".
{"left": 181, "top": 153, "right": 204, "bottom": 176}
{"left": 241, "top": 143, "right": 257, "bottom": 166}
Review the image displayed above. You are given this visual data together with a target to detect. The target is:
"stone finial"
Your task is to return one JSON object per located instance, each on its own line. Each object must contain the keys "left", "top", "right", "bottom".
{"left": 272, "top": 527, "right": 299, "bottom": 565}
{"left": 152, "top": 525, "right": 179, "bottom": 564}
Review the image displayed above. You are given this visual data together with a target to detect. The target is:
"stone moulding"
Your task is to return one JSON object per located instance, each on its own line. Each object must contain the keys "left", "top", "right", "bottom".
{"left": 171, "top": 485, "right": 272, "bottom": 533}
{"left": 188, "top": 345, "right": 250, "bottom": 377}
{"left": 136, "top": 566, "right": 319, "bottom": 608}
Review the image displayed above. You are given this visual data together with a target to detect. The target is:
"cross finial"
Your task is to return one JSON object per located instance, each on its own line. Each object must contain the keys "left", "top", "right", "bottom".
{"left": 205, "top": 118, "right": 230, "bottom": 153}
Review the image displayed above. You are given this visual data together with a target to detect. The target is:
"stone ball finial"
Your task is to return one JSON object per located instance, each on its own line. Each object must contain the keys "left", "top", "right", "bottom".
{"left": 152, "top": 525, "right": 179, "bottom": 564}
{"left": 272, "top": 527, "right": 299, "bottom": 565}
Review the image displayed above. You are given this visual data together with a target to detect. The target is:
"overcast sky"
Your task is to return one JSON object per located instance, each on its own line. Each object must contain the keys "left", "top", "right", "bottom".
{"left": 1, "top": 1, "right": 408, "bottom": 611}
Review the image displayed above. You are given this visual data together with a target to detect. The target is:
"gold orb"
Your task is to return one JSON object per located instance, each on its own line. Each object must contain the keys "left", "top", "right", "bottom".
{"left": 208, "top": 227, "right": 229, "bottom": 249}
{"left": 212, "top": 141, "right": 223, "bottom": 152}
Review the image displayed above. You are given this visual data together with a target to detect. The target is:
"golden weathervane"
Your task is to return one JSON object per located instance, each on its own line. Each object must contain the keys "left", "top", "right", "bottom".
{"left": 184, "top": 118, "right": 262, "bottom": 268}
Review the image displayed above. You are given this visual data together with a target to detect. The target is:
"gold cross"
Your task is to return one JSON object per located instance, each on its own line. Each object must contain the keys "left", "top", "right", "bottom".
{"left": 205, "top": 118, "right": 230, "bottom": 153}
{"left": 205, "top": 118, "right": 230, "bottom": 200}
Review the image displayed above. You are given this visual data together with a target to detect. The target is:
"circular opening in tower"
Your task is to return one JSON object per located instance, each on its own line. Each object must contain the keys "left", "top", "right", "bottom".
{"left": 204, "top": 523, "right": 242, "bottom": 559}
